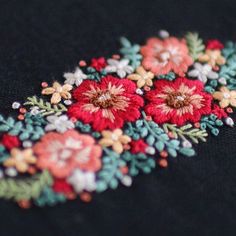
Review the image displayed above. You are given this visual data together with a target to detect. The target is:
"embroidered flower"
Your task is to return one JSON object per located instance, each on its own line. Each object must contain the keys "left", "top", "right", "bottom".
{"left": 145, "top": 77, "right": 212, "bottom": 125}
{"left": 211, "top": 104, "right": 227, "bottom": 119}
{"left": 105, "top": 59, "right": 134, "bottom": 78}
{"left": 3, "top": 148, "right": 36, "bottom": 173}
{"left": 52, "top": 179, "right": 74, "bottom": 195}
{"left": 63, "top": 67, "right": 87, "bottom": 87}
{"left": 67, "top": 75, "right": 144, "bottom": 131}
{"left": 128, "top": 66, "right": 155, "bottom": 88}
{"left": 42, "top": 82, "right": 73, "bottom": 104}
{"left": 140, "top": 37, "right": 193, "bottom": 76}
{"left": 206, "top": 39, "right": 224, "bottom": 50}
{"left": 45, "top": 115, "right": 75, "bottom": 133}
{"left": 213, "top": 87, "right": 236, "bottom": 108}
{"left": 90, "top": 57, "right": 107, "bottom": 71}
{"left": 198, "top": 50, "right": 226, "bottom": 69}
{"left": 130, "top": 139, "right": 148, "bottom": 154}
{"left": 1, "top": 134, "right": 21, "bottom": 150}
{"left": 188, "top": 63, "right": 218, "bottom": 83}
{"left": 33, "top": 130, "right": 102, "bottom": 178}
{"left": 67, "top": 169, "right": 97, "bottom": 193}
{"left": 99, "top": 129, "right": 131, "bottom": 154}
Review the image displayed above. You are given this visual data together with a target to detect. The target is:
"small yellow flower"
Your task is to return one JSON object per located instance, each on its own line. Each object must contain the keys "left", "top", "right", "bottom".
{"left": 99, "top": 129, "right": 131, "bottom": 154}
{"left": 42, "top": 82, "right": 73, "bottom": 104}
{"left": 198, "top": 49, "right": 226, "bottom": 68}
{"left": 128, "top": 66, "right": 154, "bottom": 88}
{"left": 213, "top": 86, "right": 236, "bottom": 108}
{"left": 4, "top": 148, "right": 37, "bottom": 173}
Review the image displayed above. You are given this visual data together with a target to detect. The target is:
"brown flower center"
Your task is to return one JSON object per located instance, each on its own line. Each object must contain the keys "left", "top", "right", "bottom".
{"left": 91, "top": 91, "right": 115, "bottom": 108}
{"left": 166, "top": 92, "right": 190, "bottom": 108}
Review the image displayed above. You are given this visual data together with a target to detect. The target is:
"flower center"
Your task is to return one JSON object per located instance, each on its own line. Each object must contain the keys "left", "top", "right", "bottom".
{"left": 91, "top": 91, "right": 115, "bottom": 108}
{"left": 157, "top": 50, "right": 171, "bottom": 62}
{"left": 223, "top": 92, "right": 230, "bottom": 99}
{"left": 166, "top": 92, "right": 190, "bottom": 108}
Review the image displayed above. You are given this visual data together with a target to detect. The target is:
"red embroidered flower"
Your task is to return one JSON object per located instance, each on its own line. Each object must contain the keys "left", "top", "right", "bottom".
{"left": 33, "top": 130, "right": 102, "bottom": 178}
{"left": 145, "top": 77, "right": 212, "bottom": 125}
{"left": 52, "top": 179, "right": 74, "bottom": 195}
{"left": 90, "top": 57, "right": 107, "bottom": 71}
{"left": 211, "top": 104, "right": 227, "bottom": 119}
{"left": 206, "top": 39, "right": 224, "bottom": 50}
{"left": 141, "top": 37, "right": 193, "bottom": 76}
{"left": 68, "top": 75, "right": 144, "bottom": 131}
{"left": 1, "top": 134, "right": 21, "bottom": 150}
{"left": 130, "top": 139, "right": 148, "bottom": 154}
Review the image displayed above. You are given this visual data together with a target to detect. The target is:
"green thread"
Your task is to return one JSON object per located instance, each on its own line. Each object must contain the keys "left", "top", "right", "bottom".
{"left": 185, "top": 32, "right": 205, "bottom": 61}
{"left": 96, "top": 148, "right": 126, "bottom": 192}
{"left": 162, "top": 123, "right": 208, "bottom": 143}
{"left": 157, "top": 72, "right": 176, "bottom": 81}
{"left": 200, "top": 114, "right": 223, "bottom": 136}
{"left": 119, "top": 37, "right": 142, "bottom": 68}
{"left": 0, "top": 115, "right": 45, "bottom": 141}
{"left": 24, "top": 96, "right": 67, "bottom": 116}
{"left": 0, "top": 170, "right": 53, "bottom": 201}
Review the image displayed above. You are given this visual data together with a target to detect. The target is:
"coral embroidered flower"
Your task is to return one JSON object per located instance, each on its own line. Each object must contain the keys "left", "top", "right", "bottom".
{"left": 206, "top": 39, "right": 224, "bottom": 50}
{"left": 188, "top": 63, "right": 218, "bottom": 84}
{"left": 141, "top": 37, "right": 193, "bottom": 76}
{"left": 90, "top": 57, "right": 107, "bottom": 71}
{"left": 99, "top": 129, "right": 131, "bottom": 154}
{"left": 64, "top": 67, "right": 88, "bottom": 87}
{"left": 42, "top": 82, "right": 73, "bottom": 104}
{"left": 105, "top": 59, "right": 134, "bottom": 78}
{"left": 67, "top": 75, "right": 144, "bottom": 131}
{"left": 213, "top": 87, "right": 236, "bottom": 108}
{"left": 33, "top": 130, "right": 102, "bottom": 178}
{"left": 198, "top": 50, "right": 226, "bottom": 69}
{"left": 128, "top": 66, "right": 155, "bottom": 88}
{"left": 145, "top": 77, "right": 212, "bottom": 125}
{"left": 3, "top": 148, "right": 36, "bottom": 173}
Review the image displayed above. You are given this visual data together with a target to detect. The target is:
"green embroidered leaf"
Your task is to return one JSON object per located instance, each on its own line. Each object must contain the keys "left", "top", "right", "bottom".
{"left": 200, "top": 114, "right": 223, "bottom": 136}
{"left": 0, "top": 115, "right": 45, "bottom": 141}
{"left": 119, "top": 37, "right": 142, "bottom": 68}
{"left": 122, "top": 152, "right": 155, "bottom": 176}
{"left": 162, "top": 123, "right": 208, "bottom": 143}
{"left": 96, "top": 148, "right": 126, "bottom": 192}
{"left": 185, "top": 32, "right": 205, "bottom": 61}
{"left": 0, "top": 170, "right": 53, "bottom": 201}
{"left": 158, "top": 72, "right": 176, "bottom": 81}
{"left": 24, "top": 96, "right": 67, "bottom": 116}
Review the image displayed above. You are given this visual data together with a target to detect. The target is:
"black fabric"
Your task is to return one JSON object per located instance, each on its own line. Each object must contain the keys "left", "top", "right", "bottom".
{"left": 0, "top": 0, "right": 236, "bottom": 235}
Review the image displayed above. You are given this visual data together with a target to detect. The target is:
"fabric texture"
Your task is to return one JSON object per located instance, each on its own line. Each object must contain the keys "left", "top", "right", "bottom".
{"left": 0, "top": 0, "right": 236, "bottom": 235}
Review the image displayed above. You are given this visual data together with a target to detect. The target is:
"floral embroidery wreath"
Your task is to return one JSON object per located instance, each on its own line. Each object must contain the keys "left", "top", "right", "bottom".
{"left": 0, "top": 31, "right": 235, "bottom": 208}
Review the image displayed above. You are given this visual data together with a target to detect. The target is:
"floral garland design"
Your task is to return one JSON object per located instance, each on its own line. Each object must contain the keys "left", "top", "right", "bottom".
{"left": 0, "top": 31, "right": 235, "bottom": 208}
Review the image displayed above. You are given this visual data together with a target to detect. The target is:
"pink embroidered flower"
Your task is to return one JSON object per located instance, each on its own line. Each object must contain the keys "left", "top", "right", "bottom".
{"left": 141, "top": 37, "right": 193, "bottom": 76}
{"left": 67, "top": 75, "right": 144, "bottom": 131}
{"left": 206, "top": 39, "right": 224, "bottom": 50}
{"left": 145, "top": 77, "right": 212, "bottom": 125}
{"left": 33, "top": 130, "right": 102, "bottom": 178}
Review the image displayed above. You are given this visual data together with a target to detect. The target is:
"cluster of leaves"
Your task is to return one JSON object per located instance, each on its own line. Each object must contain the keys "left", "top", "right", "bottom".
{"left": 163, "top": 123, "right": 208, "bottom": 143}
{"left": 75, "top": 121, "right": 101, "bottom": 138}
{"left": 24, "top": 96, "right": 67, "bottom": 116}
{"left": 122, "top": 152, "right": 155, "bottom": 176}
{"left": 119, "top": 37, "right": 142, "bottom": 68}
{"left": 86, "top": 67, "right": 107, "bottom": 81}
{"left": 219, "top": 42, "right": 236, "bottom": 89}
{"left": 185, "top": 32, "right": 205, "bottom": 61}
{"left": 125, "top": 118, "right": 195, "bottom": 157}
{"left": 200, "top": 114, "right": 223, "bottom": 136}
{"left": 157, "top": 72, "right": 176, "bottom": 81}
{"left": 0, "top": 170, "right": 52, "bottom": 201}
{"left": 34, "top": 186, "right": 66, "bottom": 207}
{"left": 96, "top": 148, "right": 126, "bottom": 192}
{"left": 0, "top": 115, "right": 45, "bottom": 141}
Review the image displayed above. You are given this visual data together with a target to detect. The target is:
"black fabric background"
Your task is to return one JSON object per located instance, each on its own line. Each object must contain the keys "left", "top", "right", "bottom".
{"left": 0, "top": 0, "right": 236, "bottom": 235}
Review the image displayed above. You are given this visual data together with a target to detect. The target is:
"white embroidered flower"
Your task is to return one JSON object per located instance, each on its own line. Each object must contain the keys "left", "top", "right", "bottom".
{"left": 67, "top": 170, "right": 97, "bottom": 193}
{"left": 188, "top": 63, "right": 218, "bottom": 84}
{"left": 63, "top": 67, "right": 87, "bottom": 86}
{"left": 105, "top": 59, "right": 134, "bottom": 78}
{"left": 45, "top": 115, "right": 75, "bottom": 133}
